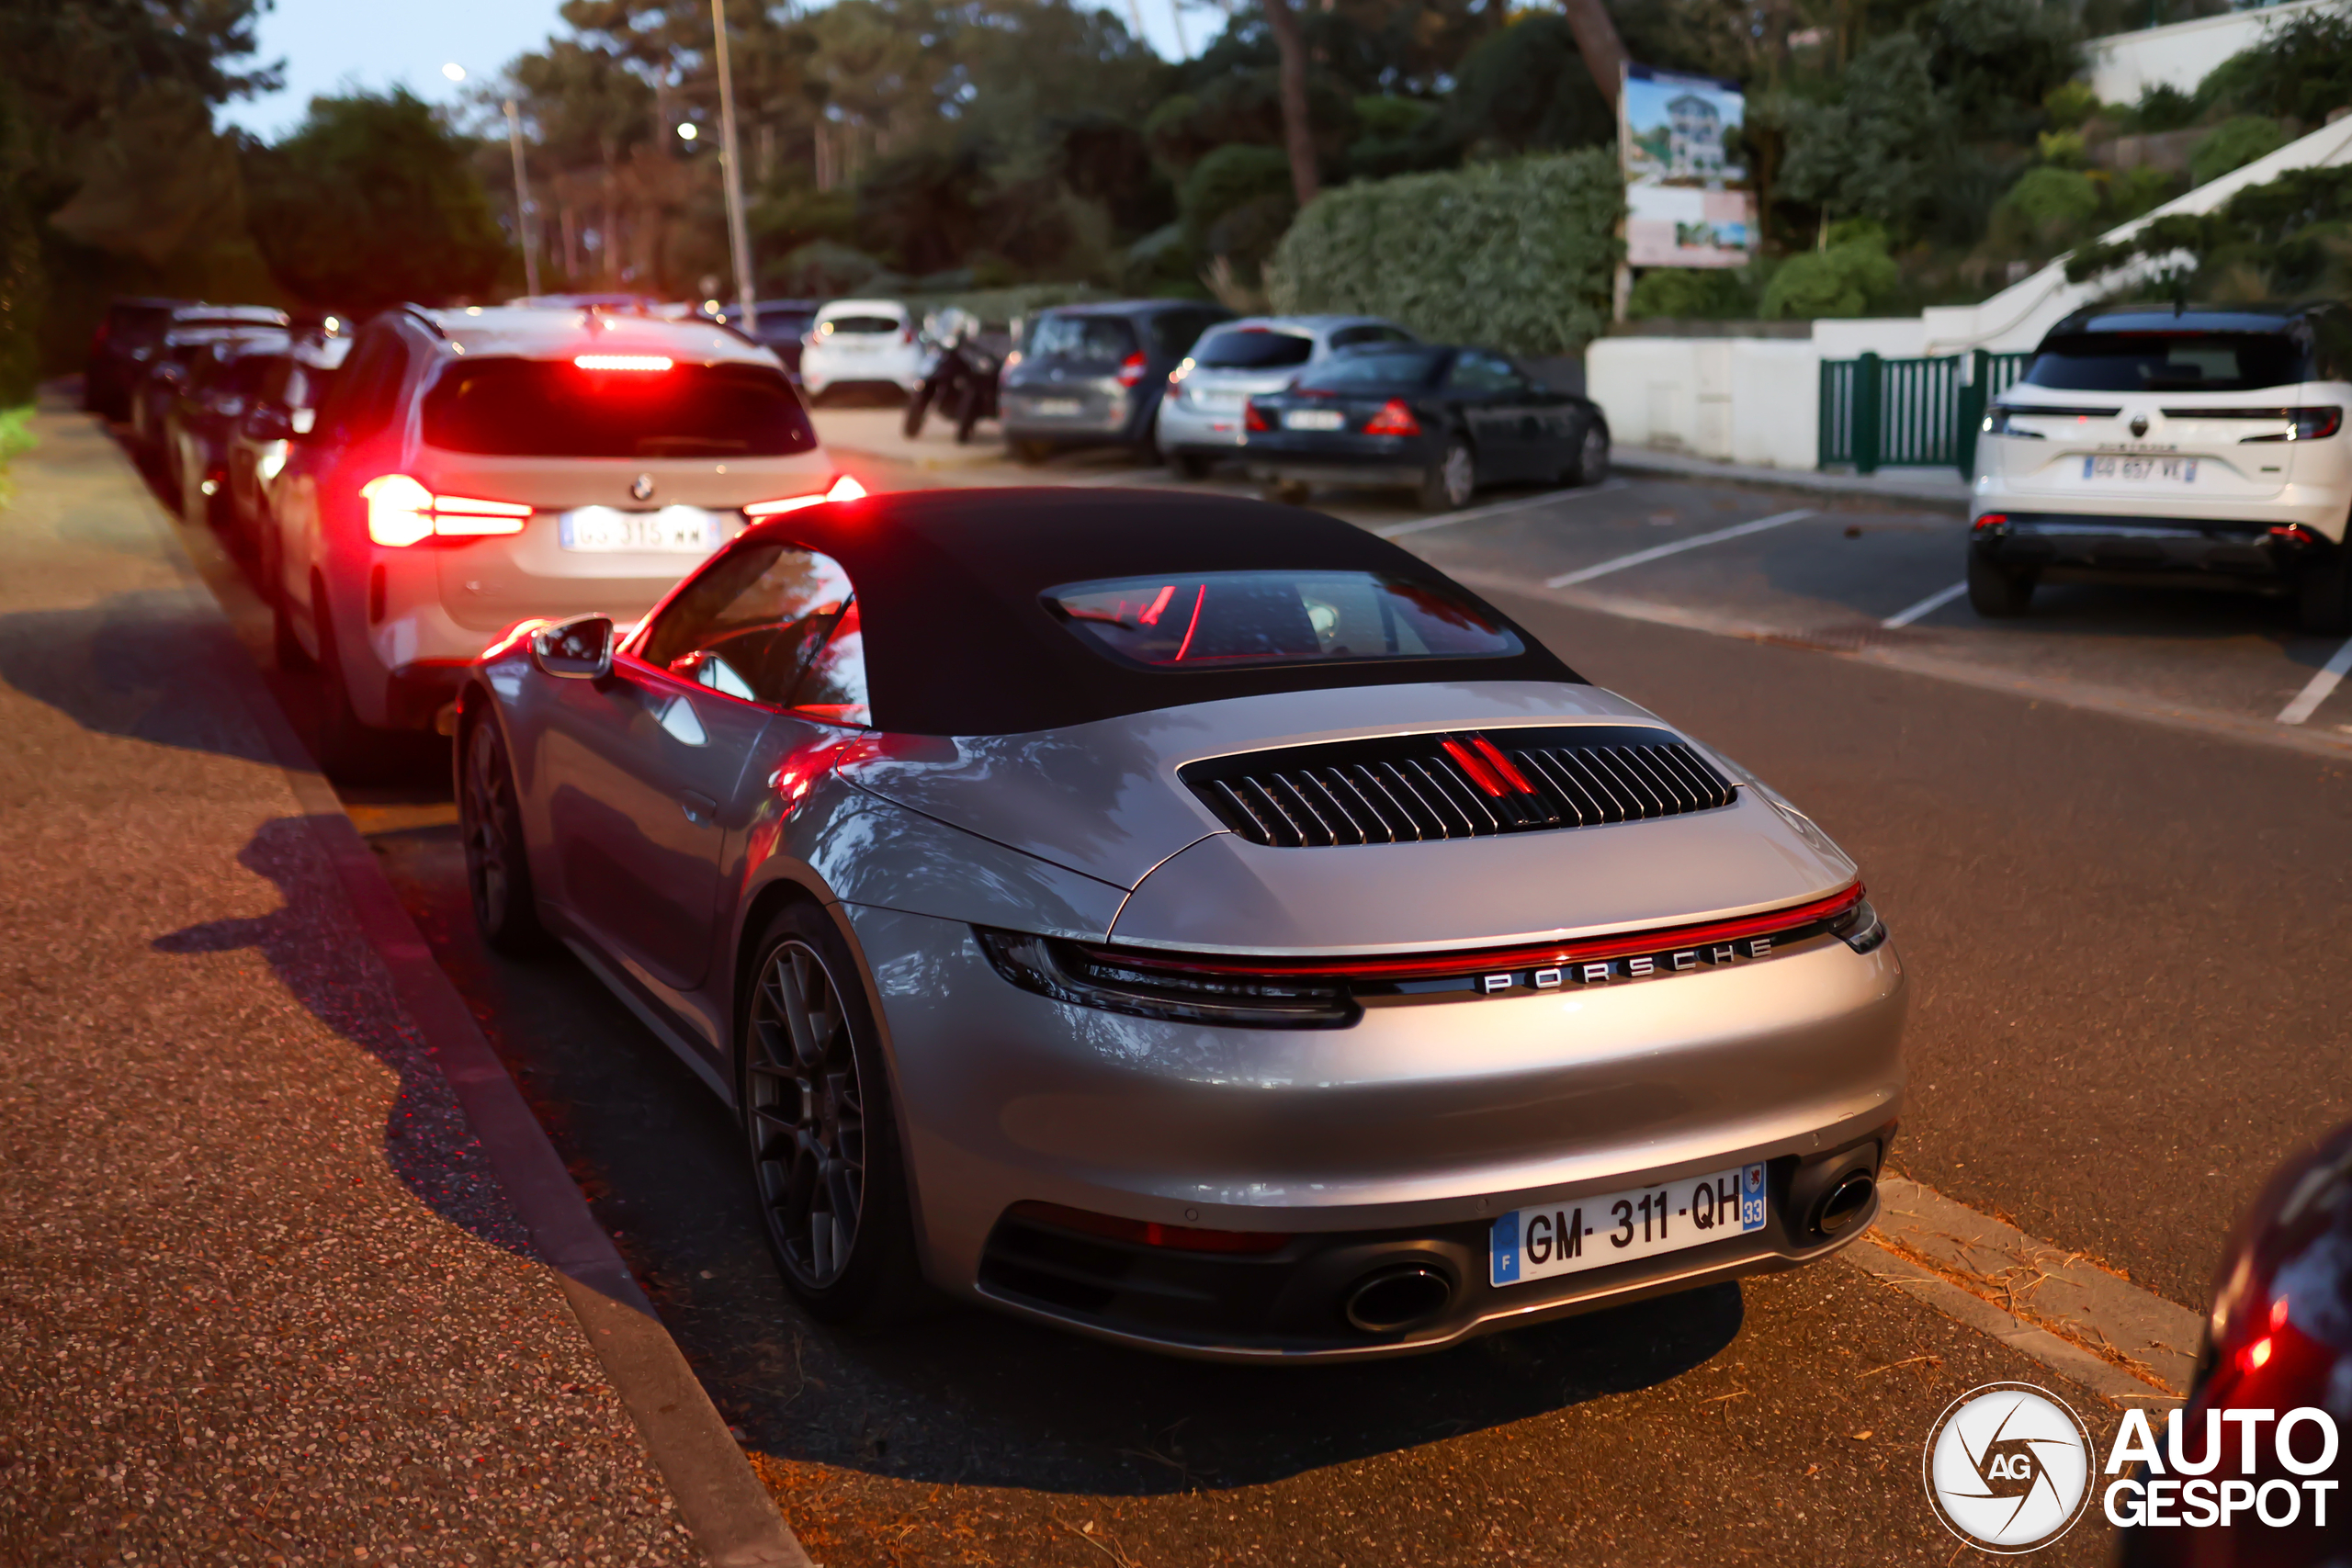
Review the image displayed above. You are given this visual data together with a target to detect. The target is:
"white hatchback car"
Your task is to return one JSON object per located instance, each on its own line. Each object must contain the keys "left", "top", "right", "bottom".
{"left": 798, "top": 299, "right": 931, "bottom": 403}
{"left": 267, "top": 304, "right": 858, "bottom": 777}
{"left": 1969, "top": 303, "right": 2352, "bottom": 632}
{"left": 1156, "top": 315, "right": 1418, "bottom": 479}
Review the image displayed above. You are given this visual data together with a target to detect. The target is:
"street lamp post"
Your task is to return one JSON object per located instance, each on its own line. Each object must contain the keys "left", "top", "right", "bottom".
{"left": 709, "top": 0, "right": 758, "bottom": 331}
{"left": 503, "top": 97, "right": 541, "bottom": 298}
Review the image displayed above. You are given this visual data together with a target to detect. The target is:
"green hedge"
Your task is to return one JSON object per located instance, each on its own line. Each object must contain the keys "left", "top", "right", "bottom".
{"left": 1266, "top": 150, "right": 1624, "bottom": 356}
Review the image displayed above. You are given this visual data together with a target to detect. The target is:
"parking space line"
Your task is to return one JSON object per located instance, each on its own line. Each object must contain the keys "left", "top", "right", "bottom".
{"left": 1542, "top": 508, "right": 1814, "bottom": 588}
{"left": 1881, "top": 580, "right": 1968, "bottom": 629}
{"left": 2276, "top": 635, "right": 2352, "bottom": 725}
{"left": 1374, "top": 478, "right": 1632, "bottom": 538}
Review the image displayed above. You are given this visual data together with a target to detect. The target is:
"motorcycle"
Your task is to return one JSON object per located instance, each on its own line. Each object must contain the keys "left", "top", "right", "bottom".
{"left": 902, "top": 329, "right": 1002, "bottom": 446}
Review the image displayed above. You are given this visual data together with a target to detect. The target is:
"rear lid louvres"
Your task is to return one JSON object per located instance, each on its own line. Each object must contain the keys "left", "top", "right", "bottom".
{"left": 1181, "top": 726, "right": 1736, "bottom": 848}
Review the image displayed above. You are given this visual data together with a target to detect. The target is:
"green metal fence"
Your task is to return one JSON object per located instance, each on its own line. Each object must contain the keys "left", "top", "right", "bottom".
{"left": 1819, "top": 348, "right": 2032, "bottom": 478}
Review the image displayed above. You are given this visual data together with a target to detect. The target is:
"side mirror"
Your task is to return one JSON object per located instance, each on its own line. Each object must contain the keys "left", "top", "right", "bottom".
{"left": 243, "top": 405, "right": 290, "bottom": 442}
{"left": 531, "top": 614, "right": 615, "bottom": 680}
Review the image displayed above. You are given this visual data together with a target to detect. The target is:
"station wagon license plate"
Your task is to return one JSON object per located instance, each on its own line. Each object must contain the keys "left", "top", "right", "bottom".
{"left": 1033, "top": 398, "right": 1083, "bottom": 417}
{"left": 1283, "top": 409, "right": 1346, "bottom": 431}
{"left": 2084, "top": 455, "right": 2198, "bottom": 483}
{"left": 1489, "top": 1164, "right": 1765, "bottom": 1286}
{"left": 558, "top": 506, "right": 720, "bottom": 553}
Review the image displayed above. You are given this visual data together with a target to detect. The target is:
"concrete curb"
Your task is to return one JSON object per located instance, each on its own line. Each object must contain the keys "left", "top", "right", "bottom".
{"left": 126, "top": 456, "right": 810, "bottom": 1567}
{"left": 1612, "top": 446, "right": 1972, "bottom": 508}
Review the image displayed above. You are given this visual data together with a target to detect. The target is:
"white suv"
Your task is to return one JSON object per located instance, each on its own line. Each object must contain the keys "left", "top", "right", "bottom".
{"left": 797, "top": 299, "right": 930, "bottom": 403}
{"left": 1969, "top": 303, "right": 2352, "bottom": 632}
{"left": 268, "top": 305, "right": 859, "bottom": 776}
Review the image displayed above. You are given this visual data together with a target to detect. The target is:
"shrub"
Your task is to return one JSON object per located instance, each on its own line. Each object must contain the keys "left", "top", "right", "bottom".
{"left": 2109, "top": 164, "right": 2179, "bottom": 221}
{"left": 1626, "top": 267, "right": 1756, "bottom": 321}
{"left": 1267, "top": 149, "right": 1623, "bottom": 355}
{"left": 2005, "top": 166, "right": 2101, "bottom": 228}
{"left": 1759, "top": 231, "right": 1900, "bottom": 319}
{"left": 2130, "top": 83, "right": 2199, "bottom": 133}
{"left": 2189, "top": 117, "right": 2288, "bottom": 187}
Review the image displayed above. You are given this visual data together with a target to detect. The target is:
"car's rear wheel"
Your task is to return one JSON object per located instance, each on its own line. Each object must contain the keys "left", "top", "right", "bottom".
{"left": 458, "top": 716, "right": 547, "bottom": 953}
{"left": 311, "top": 591, "right": 391, "bottom": 783}
{"left": 2297, "top": 546, "right": 2352, "bottom": 635}
{"left": 1419, "top": 438, "right": 1476, "bottom": 512}
{"left": 1965, "top": 551, "right": 2037, "bottom": 617}
{"left": 266, "top": 533, "right": 311, "bottom": 670}
{"left": 1565, "top": 421, "right": 1611, "bottom": 487}
{"left": 741, "top": 904, "right": 922, "bottom": 1323}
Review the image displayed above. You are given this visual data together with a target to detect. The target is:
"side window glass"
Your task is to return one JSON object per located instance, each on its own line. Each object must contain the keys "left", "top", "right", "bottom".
{"left": 321, "top": 333, "right": 401, "bottom": 440}
{"left": 637, "top": 541, "right": 867, "bottom": 722}
{"left": 1447, "top": 352, "right": 1522, "bottom": 395}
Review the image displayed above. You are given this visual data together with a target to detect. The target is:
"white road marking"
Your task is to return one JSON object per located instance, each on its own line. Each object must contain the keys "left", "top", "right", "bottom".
{"left": 2276, "top": 635, "right": 2352, "bottom": 725}
{"left": 1374, "top": 478, "right": 1632, "bottom": 538}
{"left": 1880, "top": 580, "right": 1968, "bottom": 629}
{"left": 1542, "top": 508, "right": 1815, "bottom": 589}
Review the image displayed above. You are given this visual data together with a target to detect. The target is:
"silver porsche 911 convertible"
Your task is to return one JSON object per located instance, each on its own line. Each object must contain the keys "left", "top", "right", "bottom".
{"left": 456, "top": 487, "right": 1905, "bottom": 1361}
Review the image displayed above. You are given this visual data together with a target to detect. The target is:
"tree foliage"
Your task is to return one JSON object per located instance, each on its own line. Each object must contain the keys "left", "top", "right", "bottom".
{"left": 1269, "top": 150, "right": 1623, "bottom": 355}
{"left": 245, "top": 91, "right": 511, "bottom": 311}
{"left": 2066, "top": 164, "right": 2352, "bottom": 301}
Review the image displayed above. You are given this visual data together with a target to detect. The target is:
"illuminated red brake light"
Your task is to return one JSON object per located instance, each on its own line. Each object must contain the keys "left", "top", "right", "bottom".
{"left": 362, "top": 475, "right": 532, "bottom": 547}
{"left": 1363, "top": 398, "right": 1420, "bottom": 436}
{"left": 1441, "top": 738, "right": 1510, "bottom": 796}
{"left": 1244, "top": 400, "right": 1272, "bottom": 433}
{"left": 1116, "top": 352, "right": 1147, "bottom": 389}
{"left": 572, "top": 355, "right": 673, "bottom": 372}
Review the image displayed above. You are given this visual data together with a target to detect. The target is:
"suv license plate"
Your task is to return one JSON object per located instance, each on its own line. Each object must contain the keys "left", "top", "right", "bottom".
{"left": 559, "top": 506, "right": 719, "bottom": 553}
{"left": 1489, "top": 1164, "right": 1765, "bottom": 1286}
{"left": 2085, "top": 455, "right": 2198, "bottom": 482}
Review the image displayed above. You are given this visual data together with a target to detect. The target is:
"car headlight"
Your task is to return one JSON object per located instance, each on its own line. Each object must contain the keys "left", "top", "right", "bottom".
{"left": 974, "top": 928, "right": 1359, "bottom": 1029}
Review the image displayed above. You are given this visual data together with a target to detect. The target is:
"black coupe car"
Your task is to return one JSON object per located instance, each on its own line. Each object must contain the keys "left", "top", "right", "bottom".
{"left": 1241, "top": 345, "right": 1610, "bottom": 512}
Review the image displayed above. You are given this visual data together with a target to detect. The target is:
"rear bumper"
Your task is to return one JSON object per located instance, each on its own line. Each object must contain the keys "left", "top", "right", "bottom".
{"left": 1970, "top": 513, "right": 2333, "bottom": 581}
{"left": 1246, "top": 459, "right": 1427, "bottom": 491}
{"left": 1241, "top": 431, "right": 1433, "bottom": 489}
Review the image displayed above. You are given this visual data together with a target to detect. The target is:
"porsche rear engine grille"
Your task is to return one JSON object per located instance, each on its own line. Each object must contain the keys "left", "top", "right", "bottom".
{"left": 1181, "top": 725, "right": 1736, "bottom": 847}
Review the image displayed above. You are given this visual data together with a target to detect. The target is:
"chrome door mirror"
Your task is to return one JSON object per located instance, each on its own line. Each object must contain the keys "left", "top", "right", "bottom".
{"left": 530, "top": 614, "right": 614, "bottom": 680}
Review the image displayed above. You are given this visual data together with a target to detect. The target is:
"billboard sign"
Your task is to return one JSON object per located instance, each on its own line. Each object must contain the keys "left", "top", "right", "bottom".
{"left": 1621, "top": 63, "right": 1754, "bottom": 269}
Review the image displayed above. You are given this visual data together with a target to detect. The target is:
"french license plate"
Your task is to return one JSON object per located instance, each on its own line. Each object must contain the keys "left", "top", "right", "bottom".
{"left": 1283, "top": 408, "right": 1346, "bottom": 431}
{"left": 1033, "top": 398, "right": 1083, "bottom": 417}
{"left": 1193, "top": 390, "right": 1245, "bottom": 412}
{"left": 2085, "top": 455, "right": 2198, "bottom": 483}
{"left": 1489, "top": 1164, "right": 1765, "bottom": 1287}
{"left": 558, "top": 506, "right": 718, "bottom": 553}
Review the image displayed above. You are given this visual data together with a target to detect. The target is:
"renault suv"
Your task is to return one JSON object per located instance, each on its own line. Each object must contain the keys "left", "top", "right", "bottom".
{"left": 268, "top": 304, "right": 854, "bottom": 777}
{"left": 1968, "top": 303, "right": 2352, "bottom": 631}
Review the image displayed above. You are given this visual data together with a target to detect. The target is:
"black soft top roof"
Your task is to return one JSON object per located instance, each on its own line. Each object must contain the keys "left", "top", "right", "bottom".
{"left": 743, "top": 488, "right": 1582, "bottom": 736}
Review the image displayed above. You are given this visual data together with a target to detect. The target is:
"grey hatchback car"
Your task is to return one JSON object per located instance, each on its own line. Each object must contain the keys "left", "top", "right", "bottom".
{"left": 1000, "top": 300, "right": 1230, "bottom": 463}
{"left": 458, "top": 487, "right": 1905, "bottom": 1361}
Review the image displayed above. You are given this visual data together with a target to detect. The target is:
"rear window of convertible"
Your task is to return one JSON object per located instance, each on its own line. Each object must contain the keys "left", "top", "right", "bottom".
{"left": 421, "top": 358, "right": 817, "bottom": 458}
{"left": 1045, "top": 570, "right": 1521, "bottom": 669}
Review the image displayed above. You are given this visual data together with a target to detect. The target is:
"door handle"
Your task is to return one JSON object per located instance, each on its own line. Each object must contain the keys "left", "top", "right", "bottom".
{"left": 679, "top": 790, "right": 718, "bottom": 827}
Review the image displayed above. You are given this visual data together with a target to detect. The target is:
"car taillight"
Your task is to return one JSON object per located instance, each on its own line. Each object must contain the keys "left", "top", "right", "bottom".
{"left": 361, "top": 475, "right": 532, "bottom": 547}
{"left": 1972, "top": 513, "right": 2008, "bottom": 532}
{"left": 1116, "top": 352, "right": 1146, "bottom": 389}
{"left": 902, "top": 325, "right": 916, "bottom": 344}
{"left": 1364, "top": 398, "right": 1420, "bottom": 436}
{"left": 572, "top": 355, "right": 673, "bottom": 372}
{"left": 741, "top": 473, "right": 868, "bottom": 518}
{"left": 1244, "top": 400, "right": 1271, "bottom": 433}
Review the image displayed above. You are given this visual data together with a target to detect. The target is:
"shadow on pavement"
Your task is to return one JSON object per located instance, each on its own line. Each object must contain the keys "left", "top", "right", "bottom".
{"left": 0, "top": 592, "right": 285, "bottom": 766}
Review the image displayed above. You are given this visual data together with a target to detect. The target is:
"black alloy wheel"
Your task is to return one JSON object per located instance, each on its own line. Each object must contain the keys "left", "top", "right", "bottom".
{"left": 1419, "top": 437, "right": 1476, "bottom": 512}
{"left": 1566, "top": 421, "right": 1611, "bottom": 487}
{"left": 1965, "top": 551, "right": 2038, "bottom": 617}
{"left": 741, "top": 904, "right": 922, "bottom": 1322}
{"left": 458, "top": 716, "right": 546, "bottom": 954}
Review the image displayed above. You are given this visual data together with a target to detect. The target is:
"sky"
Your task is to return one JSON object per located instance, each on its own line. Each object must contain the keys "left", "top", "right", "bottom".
{"left": 218, "top": 0, "right": 1211, "bottom": 141}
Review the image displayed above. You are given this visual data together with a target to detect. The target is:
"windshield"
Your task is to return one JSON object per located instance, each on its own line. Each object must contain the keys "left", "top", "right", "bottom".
{"left": 1194, "top": 329, "right": 1313, "bottom": 370}
{"left": 1296, "top": 349, "right": 1446, "bottom": 391}
{"left": 1046, "top": 570, "right": 1521, "bottom": 669}
{"left": 421, "top": 359, "right": 817, "bottom": 458}
{"left": 1029, "top": 314, "right": 1138, "bottom": 363}
{"left": 2022, "top": 333, "right": 2315, "bottom": 393}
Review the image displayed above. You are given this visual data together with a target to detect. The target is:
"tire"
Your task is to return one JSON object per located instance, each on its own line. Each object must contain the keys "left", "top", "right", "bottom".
{"left": 2298, "top": 547, "right": 2352, "bottom": 635}
{"left": 953, "top": 383, "right": 982, "bottom": 445}
{"left": 1965, "top": 551, "right": 2037, "bottom": 618}
{"left": 1565, "top": 420, "right": 1611, "bottom": 487}
{"left": 901, "top": 385, "right": 933, "bottom": 439}
{"left": 1011, "top": 437, "right": 1056, "bottom": 466}
{"left": 740, "top": 902, "right": 924, "bottom": 1325}
{"left": 1419, "top": 438, "right": 1476, "bottom": 512}
{"left": 458, "top": 715, "right": 548, "bottom": 955}
{"left": 265, "top": 531, "right": 311, "bottom": 670}
{"left": 311, "top": 592, "right": 392, "bottom": 784}
{"left": 1167, "top": 451, "right": 1213, "bottom": 480}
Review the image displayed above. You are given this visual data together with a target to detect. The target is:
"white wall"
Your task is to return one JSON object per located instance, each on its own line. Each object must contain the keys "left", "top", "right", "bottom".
{"left": 2085, "top": 0, "right": 2327, "bottom": 105}
{"left": 1587, "top": 338, "right": 1820, "bottom": 468}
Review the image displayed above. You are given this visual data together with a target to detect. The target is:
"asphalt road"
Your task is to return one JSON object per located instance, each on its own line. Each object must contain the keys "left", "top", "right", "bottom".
{"left": 164, "top": 430, "right": 2352, "bottom": 1565}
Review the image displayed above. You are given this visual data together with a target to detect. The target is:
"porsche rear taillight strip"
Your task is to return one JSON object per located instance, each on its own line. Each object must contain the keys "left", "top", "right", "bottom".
{"left": 1080, "top": 883, "right": 1865, "bottom": 983}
